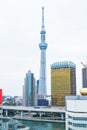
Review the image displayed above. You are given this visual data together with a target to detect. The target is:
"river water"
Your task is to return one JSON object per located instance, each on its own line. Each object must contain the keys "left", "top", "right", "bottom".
{"left": 21, "top": 120, "right": 65, "bottom": 130}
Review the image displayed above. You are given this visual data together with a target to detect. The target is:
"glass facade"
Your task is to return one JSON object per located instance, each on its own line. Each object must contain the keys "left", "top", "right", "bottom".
{"left": 26, "top": 73, "right": 32, "bottom": 106}
{"left": 82, "top": 68, "right": 87, "bottom": 88}
{"left": 23, "top": 71, "right": 36, "bottom": 106}
{"left": 51, "top": 61, "right": 76, "bottom": 106}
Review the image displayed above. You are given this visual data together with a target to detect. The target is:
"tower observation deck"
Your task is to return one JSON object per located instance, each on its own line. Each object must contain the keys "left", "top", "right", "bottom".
{"left": 39, "top": 7, "right": 48, "bottom": 98}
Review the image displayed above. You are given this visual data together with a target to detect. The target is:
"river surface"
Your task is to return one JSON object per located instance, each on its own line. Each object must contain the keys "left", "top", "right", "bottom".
{"left": 20, "top": 120, "right": 65, "bottom": 130}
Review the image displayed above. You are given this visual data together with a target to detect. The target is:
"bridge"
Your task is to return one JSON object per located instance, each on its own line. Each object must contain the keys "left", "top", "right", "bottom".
{"left": 2, "top": 106, "right": 65, "bottom": 113}
{"left": 1, "top": 106, "right": 66, "bottom": 122}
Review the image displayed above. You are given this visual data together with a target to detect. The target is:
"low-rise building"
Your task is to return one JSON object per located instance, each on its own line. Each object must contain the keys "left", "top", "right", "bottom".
{"left": 66, "top": 94, "right": 87, "bottom": 130}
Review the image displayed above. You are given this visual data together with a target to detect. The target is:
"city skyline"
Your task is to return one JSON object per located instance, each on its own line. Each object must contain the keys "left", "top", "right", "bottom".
{"left": 0, "top": 0, "right": 87, "bottom": 96}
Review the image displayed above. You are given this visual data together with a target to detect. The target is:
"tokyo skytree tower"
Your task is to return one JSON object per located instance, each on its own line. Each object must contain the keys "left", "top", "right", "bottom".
{"left": 39, "top": 7, "right": 48, "bottom": 98}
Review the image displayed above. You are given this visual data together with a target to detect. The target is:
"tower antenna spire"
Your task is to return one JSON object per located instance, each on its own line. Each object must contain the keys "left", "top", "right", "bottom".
{"left": 42, "top": 6, "right": 44, "bottom": 28}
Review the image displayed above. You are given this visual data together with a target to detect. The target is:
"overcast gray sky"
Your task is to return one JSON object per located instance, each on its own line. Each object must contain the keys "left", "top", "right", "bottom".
{"left": 0, "top": 0, "right": 87, "bottom": 96}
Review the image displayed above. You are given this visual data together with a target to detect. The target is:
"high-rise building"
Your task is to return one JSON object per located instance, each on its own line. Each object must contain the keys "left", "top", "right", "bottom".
{"left": 38, "top": 7, "right": 48, "bottom": 99}
{"left": 82, "top": 68, "right": 87, "bottom": 88}
{"left": 37, "top": 80, "right": 39, "bottom": 94}
{"left": 23, "top": 70, "right": 37, "bottom": 106}
{"left": 51, "top": 61, "right": 76, "bottom": 106}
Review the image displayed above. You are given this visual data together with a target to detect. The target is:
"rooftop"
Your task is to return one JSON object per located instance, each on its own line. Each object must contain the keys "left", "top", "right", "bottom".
{"left": 51, "top": 61, "right": 76, "bottom": 69}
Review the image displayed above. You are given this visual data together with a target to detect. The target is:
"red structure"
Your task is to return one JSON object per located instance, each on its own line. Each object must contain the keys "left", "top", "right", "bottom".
{"left": 0, "top": 89, "right": 2, "bottom": 104}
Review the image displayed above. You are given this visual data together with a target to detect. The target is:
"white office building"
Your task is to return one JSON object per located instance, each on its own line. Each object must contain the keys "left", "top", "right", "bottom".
{"left": 66, "top": 95, "right": 87, "bottom": 130}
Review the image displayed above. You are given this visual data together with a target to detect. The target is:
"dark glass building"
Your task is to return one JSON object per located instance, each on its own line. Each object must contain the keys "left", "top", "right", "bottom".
{"left": 82, "top": 68, "right": 87, "bottom": 88}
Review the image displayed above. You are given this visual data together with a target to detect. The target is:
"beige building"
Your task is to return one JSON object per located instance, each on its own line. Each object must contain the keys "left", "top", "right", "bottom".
{"left": 51, "top": 61, "right": 76, "bottom": 106}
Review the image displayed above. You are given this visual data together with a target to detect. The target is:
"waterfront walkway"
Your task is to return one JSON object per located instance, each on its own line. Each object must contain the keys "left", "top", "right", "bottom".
{"left": 2, "top": 116, "right": 65, "bottom": 123}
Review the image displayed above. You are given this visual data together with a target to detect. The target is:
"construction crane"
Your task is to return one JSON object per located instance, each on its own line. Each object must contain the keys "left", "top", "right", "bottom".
{"left": 81, "top": 62, "right": 87, "bottom": 69}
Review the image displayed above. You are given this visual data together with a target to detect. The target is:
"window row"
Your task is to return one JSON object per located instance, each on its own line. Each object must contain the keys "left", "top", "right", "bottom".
{"left": 68, "top": 121, "right": 87, "bottom": 128}
{"left": 68, "top": 115, "right": 87, "bottom": 121}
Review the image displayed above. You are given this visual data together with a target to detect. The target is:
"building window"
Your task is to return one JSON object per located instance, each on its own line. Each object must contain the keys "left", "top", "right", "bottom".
{"left": 68, "top": 121, "right": 72, "bottom": 125}
{"left": 68, "top": 115, "right": 72, "bottom": 119}
{"left": 68, "top": 128, "right": 73, "bottom": 130}
{"left": 73, "top": 117, "right": 87, "bottom": 121}
{"left": 73, "top": 123, "right": 87, "bottom": 127}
